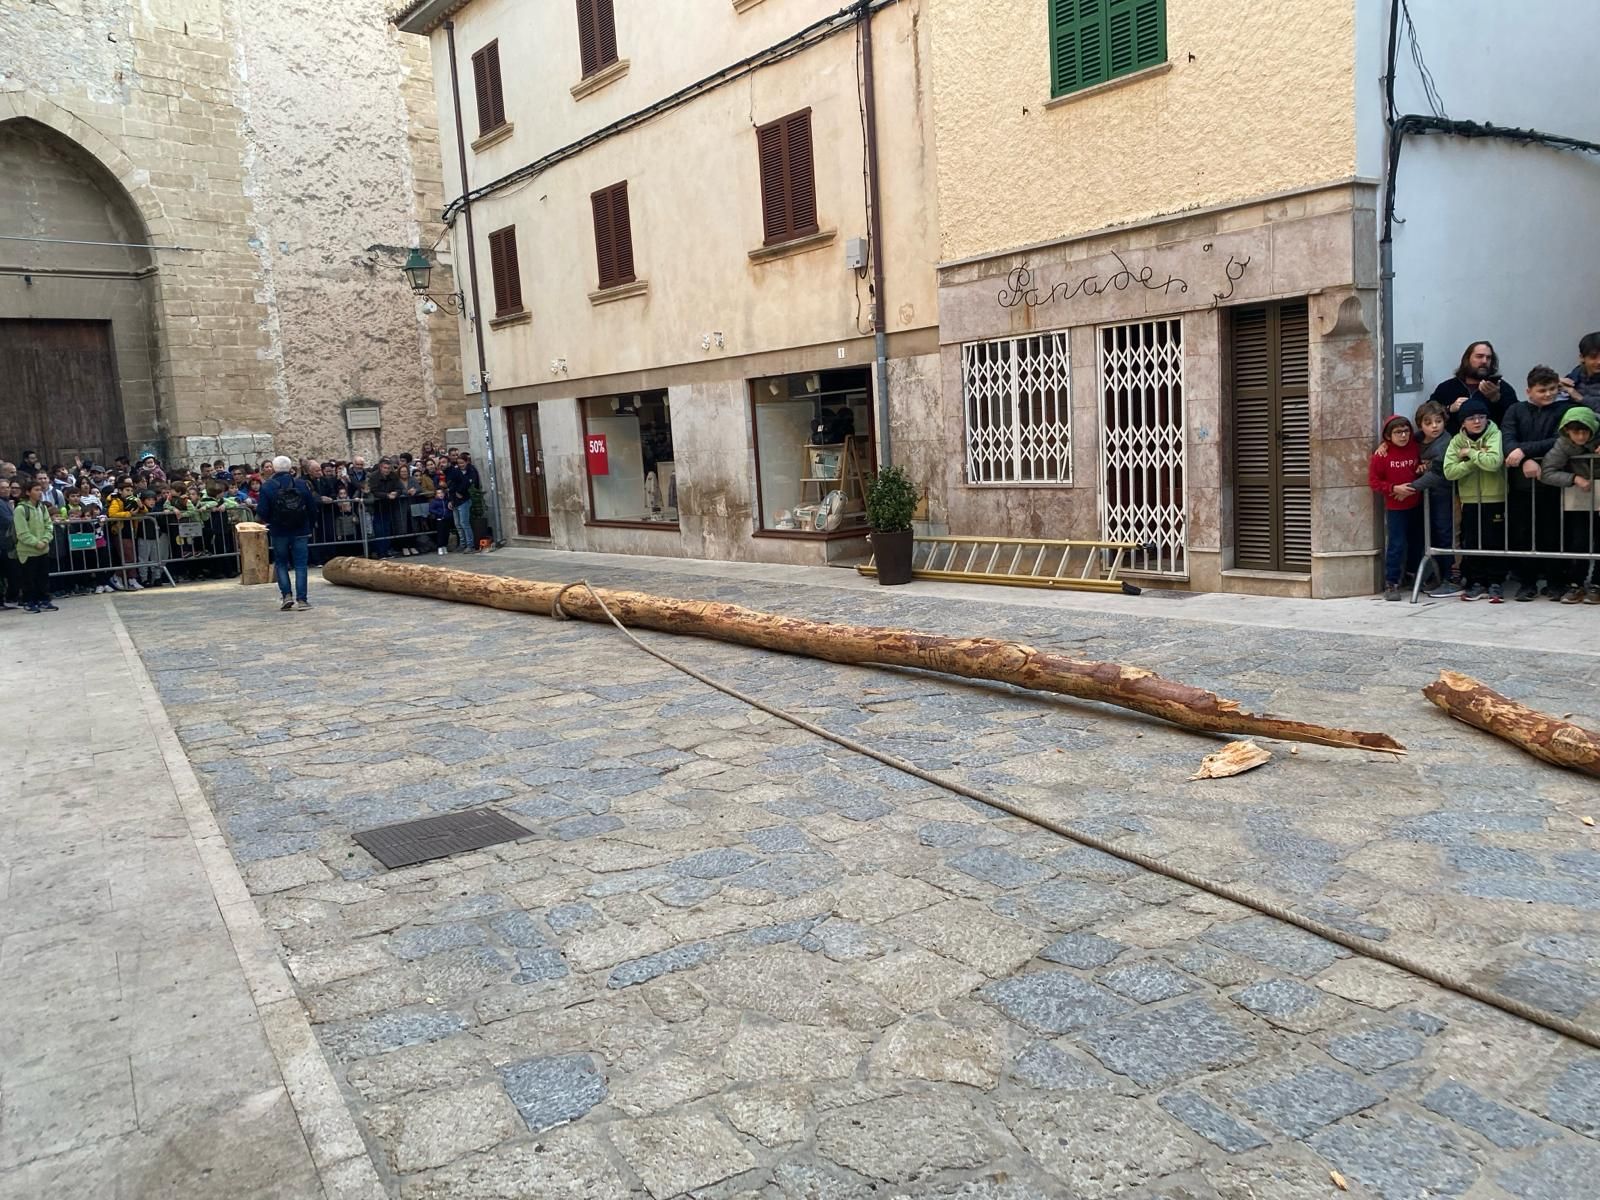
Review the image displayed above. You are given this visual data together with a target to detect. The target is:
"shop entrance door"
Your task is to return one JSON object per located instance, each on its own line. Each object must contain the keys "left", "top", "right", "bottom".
{"left": 1098, "top": 318, "right": 1186, "bottom": 576}
{"left": 508, "top": 404, "right": 550, "bottom": 537}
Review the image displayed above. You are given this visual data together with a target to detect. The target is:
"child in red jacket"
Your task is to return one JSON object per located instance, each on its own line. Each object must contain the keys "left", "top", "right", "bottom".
{"left": 1370, "top": 414, "right": 1424, "bottom": 600}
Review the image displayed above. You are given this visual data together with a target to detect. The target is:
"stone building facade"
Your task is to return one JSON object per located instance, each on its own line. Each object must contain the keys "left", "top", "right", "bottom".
{"left": 396, "top": 0, "right": 939, "bottom": 564}
{"left": 0, "top": 0, "right": 463, "bottom": 469}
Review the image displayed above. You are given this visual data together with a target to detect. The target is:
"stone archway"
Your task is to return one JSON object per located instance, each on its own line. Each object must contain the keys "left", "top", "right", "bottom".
{"left": 0, "top": 110, "right": 169, "bottom": 464}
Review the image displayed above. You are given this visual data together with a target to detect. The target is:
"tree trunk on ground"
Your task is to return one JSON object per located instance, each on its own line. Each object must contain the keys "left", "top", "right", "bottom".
{"left": 237, "top": 522, "right": 271, "bottom": 586}
{"left": 322, "top": 557, "right": 1404, "bottom": 753}
{"left": 1423, "top": 670, "right": 1600, "bottom": 779}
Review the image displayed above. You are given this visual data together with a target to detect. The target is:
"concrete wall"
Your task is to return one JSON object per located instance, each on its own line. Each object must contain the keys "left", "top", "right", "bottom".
{"left": 928, "top": 0, "right": 1359, "bottom": 262}
{"left": 0, "top": 0, "right": 463, "bottom": 464}
{"left": 1377, "top": 0, "right": 1600, "bottom": 410}
{"left": 423, "top": 0, "right": 938, "bottom": 394}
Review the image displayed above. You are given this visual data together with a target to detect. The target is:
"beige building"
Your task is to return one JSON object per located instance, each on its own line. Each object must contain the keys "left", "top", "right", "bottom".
{"left": 0, "top": 0, "right": 463, "bottom": 469}
{"left": 924, "top": 0, "right": 1383, "bottom": 597}
{"left": 395, "top": 0, "right": 938, "bottom": 563}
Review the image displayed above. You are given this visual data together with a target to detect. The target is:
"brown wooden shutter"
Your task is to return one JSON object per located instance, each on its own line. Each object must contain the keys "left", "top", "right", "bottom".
{"left": 487, "top": 226, "right": 521, "bottom": 316}
{"left": 784, "top": 112, "right": 817, "bottom": 237}
{"left": 576, "top": 0, "right": 618, "bottom": 77}
{"left": 609, "top": 183, "right": 635, "bottom": 284}
{"left": 1278, "top": 302, "right": 1312, "bottom": 571}
{"left": 471, "top": 42, "right": 504, "bottom": 135}
{"left": 1230, "top": 300, "right": 1310, "bottom": 572}
{"left": 591, "top": 182, "right": 634, "bottom": 290}
{"left": 756, "top": 109, "right": 816, "bottom": 246}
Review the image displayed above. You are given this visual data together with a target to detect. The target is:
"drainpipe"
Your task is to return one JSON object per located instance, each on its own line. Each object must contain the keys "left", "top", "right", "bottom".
{"left": 1378, "top": 0, "right": 1400, "bottom": 427}
{"left": 859, "top": 0, "right": 891, "bottom": 468}
{"left": 444, "top": 19, "right": 504, "bottom": 547}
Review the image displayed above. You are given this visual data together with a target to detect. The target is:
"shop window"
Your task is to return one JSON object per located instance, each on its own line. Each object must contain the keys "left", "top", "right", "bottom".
{"left": 962, "top": 331, "right": 1072, "bottom": 485}
{"left": 751, "top": 368, "right": 874, "bottom": 534}
{"left": 581, "top": 391, "right": 676, "bottom": 525}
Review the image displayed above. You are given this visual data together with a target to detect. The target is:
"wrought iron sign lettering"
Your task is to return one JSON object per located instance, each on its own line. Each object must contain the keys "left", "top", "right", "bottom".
{"left": 996, "top": 249, "right": 1252, "bottom": 312}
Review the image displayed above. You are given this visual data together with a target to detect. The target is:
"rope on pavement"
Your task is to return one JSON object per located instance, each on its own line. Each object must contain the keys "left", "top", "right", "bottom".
{"left": 554, "top": 580, "right": 1600, "bottom": 1053}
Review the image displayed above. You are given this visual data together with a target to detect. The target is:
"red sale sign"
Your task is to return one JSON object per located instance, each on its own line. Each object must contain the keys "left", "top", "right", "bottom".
{"left": 585, "top": 433, "right": 609, "bottom": 476}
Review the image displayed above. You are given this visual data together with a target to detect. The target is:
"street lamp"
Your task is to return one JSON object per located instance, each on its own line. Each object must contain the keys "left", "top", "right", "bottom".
{"left": 402, "top": 247, "right": 466, "bottom": 316}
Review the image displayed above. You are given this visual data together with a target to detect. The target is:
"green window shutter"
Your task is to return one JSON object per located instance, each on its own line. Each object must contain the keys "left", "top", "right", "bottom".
{"left": 1053, "top": 0, "right": 1165, "bottom": 98}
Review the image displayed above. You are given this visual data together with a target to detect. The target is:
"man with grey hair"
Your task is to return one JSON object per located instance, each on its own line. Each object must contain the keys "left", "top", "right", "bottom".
{"left": 257, "top": 454, "right": 317, "bottom": 610}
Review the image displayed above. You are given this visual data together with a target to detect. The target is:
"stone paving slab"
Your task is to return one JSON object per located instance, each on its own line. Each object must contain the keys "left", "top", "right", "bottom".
{"left": 112, "top": 553, "right": 1600, "bottom": 1199}
{"left": 0, "top": 603, "right": 348, "bottom": 1199}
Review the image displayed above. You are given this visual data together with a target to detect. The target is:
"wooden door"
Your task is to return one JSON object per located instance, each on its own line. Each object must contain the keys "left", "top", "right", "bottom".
{"left": 0, "top": 319, "right": 127, "bottom": 467}
{"left": 1231, "top": 301, "right": 1311, "bottom": 572}
{"left": 507, "top": 404, "right": 550, "bottom": 537}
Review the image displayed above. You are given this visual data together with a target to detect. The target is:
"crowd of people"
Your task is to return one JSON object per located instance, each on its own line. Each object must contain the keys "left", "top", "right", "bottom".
{"left": 0, "top": 442, "right": 486, "bottom": 613}
{"left": 1371, "top": 334, "right": 1600, "bottom": 602}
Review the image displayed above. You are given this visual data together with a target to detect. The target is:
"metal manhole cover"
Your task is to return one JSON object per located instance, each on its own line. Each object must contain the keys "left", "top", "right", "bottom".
{"left": 353, "top": 807, "right": 533, "bottom": 870}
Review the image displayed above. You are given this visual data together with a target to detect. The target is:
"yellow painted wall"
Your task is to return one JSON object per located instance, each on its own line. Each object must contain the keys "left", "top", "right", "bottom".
{"left": 424, "top": 0, "right": 938, "bottom": 394}
{"left": 929, "top": 0, "right": 1359, "bottom": 262}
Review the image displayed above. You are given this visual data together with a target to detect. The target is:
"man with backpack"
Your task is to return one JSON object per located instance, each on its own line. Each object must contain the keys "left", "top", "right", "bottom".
{"left": 257, "top": 455, "right": 317, "bottom": 611}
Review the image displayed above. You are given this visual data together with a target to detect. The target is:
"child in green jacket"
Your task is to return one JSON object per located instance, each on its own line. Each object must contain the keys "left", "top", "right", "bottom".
{"left": 12, "top": 481, "right": 58, "bottom": 612}
{"left": 1443, "top": 397, "right": 1506, "bottom": 601}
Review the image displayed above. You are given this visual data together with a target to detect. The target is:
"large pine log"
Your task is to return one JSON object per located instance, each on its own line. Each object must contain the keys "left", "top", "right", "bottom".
{"left": 1423, "top": 670, "right": 1600, "bottom": 779}
{"left": 322, "top": 558, "right": 1404, "bottom": 753}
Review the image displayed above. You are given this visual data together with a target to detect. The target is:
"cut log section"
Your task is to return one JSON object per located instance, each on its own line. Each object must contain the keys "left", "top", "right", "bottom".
{"left": 322, "top": 558, "right": 1405, "bottom": 753}
{"left": 1423, "top": 670, "right": 1600, "bottom": 779}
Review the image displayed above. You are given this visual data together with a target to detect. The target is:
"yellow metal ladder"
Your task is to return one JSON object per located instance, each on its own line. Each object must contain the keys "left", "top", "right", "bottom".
{"left": 856, "top": 535, "right": 1147, "bottom": 594}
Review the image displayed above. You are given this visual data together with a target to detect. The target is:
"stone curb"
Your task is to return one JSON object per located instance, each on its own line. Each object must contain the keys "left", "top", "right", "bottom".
{"left": 106, "top": 600, "right": 387, "bottom": 1200}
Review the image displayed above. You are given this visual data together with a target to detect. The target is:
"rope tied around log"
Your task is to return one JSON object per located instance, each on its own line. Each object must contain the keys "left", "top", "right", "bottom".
{"left": 549, "top": 581, "right": 586, "bottom": 622}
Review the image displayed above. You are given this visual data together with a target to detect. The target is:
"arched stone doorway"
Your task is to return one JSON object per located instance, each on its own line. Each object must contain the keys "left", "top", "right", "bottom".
{"left": 0, "top": 117, "right": 164, "bottom": 468}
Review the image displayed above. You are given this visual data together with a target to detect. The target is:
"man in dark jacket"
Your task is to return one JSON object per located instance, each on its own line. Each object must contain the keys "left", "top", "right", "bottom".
{"left": 444, "top": 457, "right": 476, "bottom": 553}
{"left": 1502, "top": 366, "right": 1574, "bottom": 600}
{"left": 257, "top": 455, "right": 317, "bottom": 610}
{"left": 1430, "top": 340, "right": 1518, "bottom": 433}
{"left": 366, "top": 459, "right": 404, "bottom": 559}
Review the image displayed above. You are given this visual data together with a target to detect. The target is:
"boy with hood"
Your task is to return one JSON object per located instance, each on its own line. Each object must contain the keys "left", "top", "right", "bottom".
{"left": 1443, "top": 397, "right": 1506, "bottom": 601}
{"left": 1501, "top": 366, "right": 1574, "bottom": 600}
{"left": 1539, "top": 406, "right": 1599, "bottom": 604}
{"left": 1411, "top": 400, "right": 1461, "bottom": 594}
{"left": 1369, "top": 414, "right": 1424, "bottom": 601}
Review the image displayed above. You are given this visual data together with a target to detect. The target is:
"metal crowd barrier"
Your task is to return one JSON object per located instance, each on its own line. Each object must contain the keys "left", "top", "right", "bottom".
{"left": 1411, "top": 453, "right": 1599, "bottom": 603}
{"left": 279, "top": 493, "right": 460, "bottom": 563}
{"left": 44, "top": 510, "right": 246, "bottom": 592}
{"left": 31, "top": 489, "right": 467, "bottom": 599}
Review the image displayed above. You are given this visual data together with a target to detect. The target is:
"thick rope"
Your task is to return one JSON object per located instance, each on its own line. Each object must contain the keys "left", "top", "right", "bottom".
{"left": 560, "top": 580, "right": 1600, "bottom": 1052}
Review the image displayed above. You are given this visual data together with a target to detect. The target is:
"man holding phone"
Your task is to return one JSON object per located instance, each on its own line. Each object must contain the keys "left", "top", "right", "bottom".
{"left": 1430, "top": 340, "right": 1518, "bottom": 433}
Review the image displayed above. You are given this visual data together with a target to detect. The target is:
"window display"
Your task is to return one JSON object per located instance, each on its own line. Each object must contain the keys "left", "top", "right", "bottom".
{"left": 751, "top": 368, "right": 874, "bottom": 534}
{"left": 581, "top": 391, "right": 677, "bottom": 525}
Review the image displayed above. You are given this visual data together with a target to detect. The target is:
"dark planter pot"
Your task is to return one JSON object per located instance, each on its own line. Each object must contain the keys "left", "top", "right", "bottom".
{"left": 471, "top": 516, "right": 491, "bottom": 548}
{"left": 871, "top": 528, "right": 914, "bottom": 586}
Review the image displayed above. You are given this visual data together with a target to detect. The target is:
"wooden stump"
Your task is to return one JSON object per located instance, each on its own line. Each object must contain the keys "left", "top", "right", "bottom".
{"left": 1423, "top": 670, "right": 1600, "bottom": 779}
{"left": 237, "top": 522, "right": 271, "bottom": 586}
{"left": 322, "top": 557, "right": 1404, "bottom": 753}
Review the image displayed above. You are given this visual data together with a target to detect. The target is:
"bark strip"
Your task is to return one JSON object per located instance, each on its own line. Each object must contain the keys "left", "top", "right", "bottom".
{"left": 1423, "top": 670, "right": 1600, "bottom": 779}
{"left": 323, "top": 558, "right": 1404, "bottom": 753}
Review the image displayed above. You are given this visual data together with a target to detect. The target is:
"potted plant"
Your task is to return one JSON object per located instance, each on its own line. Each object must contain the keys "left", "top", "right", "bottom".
{"left": 865, "top": 464, "right": 917, "bottom": 586}
{"left": 469, "top": 485, "right": 492, "bottom": 548}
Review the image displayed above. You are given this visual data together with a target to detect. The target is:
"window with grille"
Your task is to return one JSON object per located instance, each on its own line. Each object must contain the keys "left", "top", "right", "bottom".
{"left": 756, "top": 110, "right": 818, "bottom": 246}
{"left": 1231, "top": 301, "right": 1311, "bottom": 572}
{"left": 1099, "top": 318, "right": 1185, "bottom": 575}
{"left": 471, "top": 41, "right": 506, "bottom": 135}
{"left": 576, "top": 0, "right": 619, "bottom": 78}
{"left": 1051, "top": 0, "right": 1167, "bottom": 98}
{"left": 486, "top": 226, "right": 523, "bottom": 317}
{"left": 590, "top": 181, "right": 636, "bottom": 291}
{"left": 962, "top": 333, "right": 1073, "bottom": 485}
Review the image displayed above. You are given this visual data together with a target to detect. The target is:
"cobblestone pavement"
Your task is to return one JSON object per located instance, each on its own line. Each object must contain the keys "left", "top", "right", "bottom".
{"left": 117, "top": 554, "right": 1600, "bottom": 1199}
